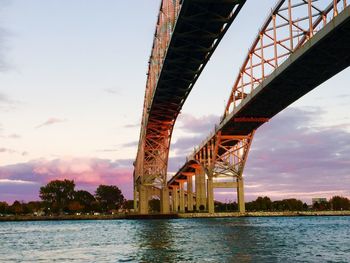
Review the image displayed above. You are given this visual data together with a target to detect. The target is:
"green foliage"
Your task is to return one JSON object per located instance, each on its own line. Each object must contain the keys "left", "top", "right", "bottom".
{"left": 10, "top": 201, "right": 24, "bottom": 215}
{"left": 25, "top": 201, "right": 43, "bottom": 213}
{"left": 215, "top": 201, "right": 238, "bottom": 212}
{"left": 149, "top": 198, "right": 160, "bottom": 212}
{"left": 329, "top": 196, "right": 350, "bottom": 210}
{"left": 246, "top": 196, "right": 272, "bottom": 211}
{"left": 39, "top": 179, "right": 75, "bottom": 213}
{"left": 95, "top": 185, "right": 125, "bottom": 211}
{"left": 246, "top": 197, "right": 305, "bottom": 211}
{"left": 124, "top": 200, "right": 134, "bottom": 210}
{"left": 0, "top": 201, "right": 9, "bottom": 214}
{"left": 1, "top": 180, "right": 128, "bottom": 215}
{"left": 67, "top": 201, "right": 84, "bottom": 213}
{"left": 74, "top": 190, "right": 96, "bottom": 212}
{"left": 312, "top": 200, "right": 330, "bottom": 211}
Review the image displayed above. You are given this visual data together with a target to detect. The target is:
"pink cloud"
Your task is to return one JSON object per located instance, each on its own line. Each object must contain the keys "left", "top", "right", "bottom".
{"left": 35, "top": 118, "right": 66, "bottom": 129}
{"left": 0, "top": 158, "right": 134, "bottom": 203}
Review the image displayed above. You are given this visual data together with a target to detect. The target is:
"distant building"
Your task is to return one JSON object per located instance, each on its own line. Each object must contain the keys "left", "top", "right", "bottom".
{"left": 312, "top": 198, "right": 327, "bottom": 205}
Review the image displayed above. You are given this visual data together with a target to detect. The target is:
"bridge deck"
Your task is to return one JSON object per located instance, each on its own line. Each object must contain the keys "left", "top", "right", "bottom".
{"left": 148, "top": 0, "right": 245, "bottom": 125}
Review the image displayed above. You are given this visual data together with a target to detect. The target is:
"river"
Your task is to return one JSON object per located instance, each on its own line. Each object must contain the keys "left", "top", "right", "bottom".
{"left": 0, "top": 216, "right": 349, "bottom": 262}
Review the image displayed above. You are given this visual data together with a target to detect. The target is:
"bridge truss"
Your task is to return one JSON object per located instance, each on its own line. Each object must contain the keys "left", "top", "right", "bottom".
{"left": 168, "top": 0, "right": 350, "bottom": 213}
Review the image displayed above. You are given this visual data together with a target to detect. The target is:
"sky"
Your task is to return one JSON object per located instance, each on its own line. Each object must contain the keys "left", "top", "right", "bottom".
{"left": 0, "top": 0, "right": 349, "bottom": 204}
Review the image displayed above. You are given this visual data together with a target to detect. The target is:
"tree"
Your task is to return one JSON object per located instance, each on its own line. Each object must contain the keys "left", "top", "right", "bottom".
{"left": 24, "top": 201, "right": 44, "bottom": 215}
{"left": 149, "top": 198, "right": 160, "bottom": 212}
{"left": 313, "top": 200, "right": 330, "bottom": 211}
{"left": 67, "top": 201, "right": 84, "bottom": 213}
{"left": 124, "top": 200, "right": 134, "bottom": 210}
{"left": 0, "top": 201, "right": 9, "bottom": 214}
{"left": 39, "top": 179, "right": 75, "bottom": 213}
{"left": 256, "top": 196, "right": 272, "bottom": 211}
{"left": 95, "top": 185, "right": 125, "bottom": 211}
{"left": 246, "top": 196, "right": 272, "bottom": 211}
{"left": 10, "top": 201, "right": 24, "bottom": 215}
{"left": 282, "top": 198, "right": 304, "bottom": 211}
{"left": 74, "top": 190, "right": 95, "bottom": 212}
{"left": 330, "top": 196, "right": 350, "bottom": 210}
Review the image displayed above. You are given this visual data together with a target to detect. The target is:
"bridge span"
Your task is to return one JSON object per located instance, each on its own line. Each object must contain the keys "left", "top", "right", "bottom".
{"left": 133, "top": 0, "right": 247, "bottom": 214}
{"left": 167, "top": 0, "right": 350, "bottom": 214}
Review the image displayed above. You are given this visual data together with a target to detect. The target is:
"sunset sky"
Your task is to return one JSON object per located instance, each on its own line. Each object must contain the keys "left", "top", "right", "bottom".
{"left": 1, "top": 0, "right": 349, "bottom": 204}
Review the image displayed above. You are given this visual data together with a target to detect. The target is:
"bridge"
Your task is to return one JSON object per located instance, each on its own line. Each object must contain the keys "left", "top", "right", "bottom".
{"left": 133, "top": 0, "right": 247, "bottom": 214}
{"left": 135, "top": 0, "right": 350, "bottom": 214}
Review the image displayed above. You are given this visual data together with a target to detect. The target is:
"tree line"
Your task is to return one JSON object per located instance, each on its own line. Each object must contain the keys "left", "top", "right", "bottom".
{"left": 1, "top": 179, "right": 350, "bottom": 215}
{"left": 214, "top": 196, "right": 350, "bottom": 212}
{"left": 0, "top": 179, "right": 130, "bottom": 215}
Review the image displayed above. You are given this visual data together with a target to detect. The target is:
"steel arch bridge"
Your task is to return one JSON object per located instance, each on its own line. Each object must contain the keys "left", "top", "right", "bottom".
{"left": 134, "top": 0, "right": 246, "bottom": 214}
{"left": 135, "top": 0, "right": 350, "bottom": 214}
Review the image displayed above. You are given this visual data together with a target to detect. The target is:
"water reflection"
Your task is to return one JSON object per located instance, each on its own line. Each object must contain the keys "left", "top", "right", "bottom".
{"left": 0, "top": 217, "right": 349, "bottom": 262}
{"left": 134, "top": 219, "right": 176, "bottom": 262}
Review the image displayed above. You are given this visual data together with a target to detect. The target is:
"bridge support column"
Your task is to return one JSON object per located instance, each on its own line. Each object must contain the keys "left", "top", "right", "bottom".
{"left": 172, "top": 186, "right": 179, "bottom": 212}
{"left": 187, "top": 176, "right": 193, "bottom": 211}
{"left": 237, "top": 177, "right": 245, "bottom": 213}
{"left": 138, "top": 184, "right": 149, "bottom": 214}
{"left": 195, "top": 168, "right": 206, "bottom": 211}
{"left": 133, "top": 186, "right": 138, "bottom": 212}
{"left": 160, "top": 187, "right": 170, "bottom": 214}
{"left": 179, "top": 181, "right": 185, "bottom": 213}
{"left": 207, "top": 176, "right": 214, "bottom": 214}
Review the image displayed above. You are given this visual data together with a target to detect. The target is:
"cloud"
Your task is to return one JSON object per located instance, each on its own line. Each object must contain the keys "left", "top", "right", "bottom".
{"left": 177, "top": 113, "right": 219, "bottom": 135}
{"left": 0, "top": 157, "right": 134, "bottom": 203}
{"left": 0, "top": 147, "right": 16, "bottom": 154}
{"left": 35, "top": 118, "right": 66, "bottom": 129}
{"left": 0, "top": 24, "right": 9, "bottom": 72}
{"left": 122, "top": 141, "right": 138, "bottom": 148}
{"left": 0, "top": 146, "right": 27, "bottom": 156}
{"left": 2, "top": 108, "right": 349, "bottom": 204}
{"left": 103, "top": 88, "right": 120, "bottom": 95}
{"left": 96, "top": 148, "right": 119, "bottom": 153}
{"left": 0, "top": 0, "right": 13, "bottom": 73}
{"left": 241, "top": 107, "right": 350, "bottom": 201}
{"left": 0, "top": 92, "right": 17, "bottom": 111}
{"left": 0, "top": 179, "right": 38, "bottom": 185}
{"left": 7, "top": 133, "right": 21, "bottom": 139}
{"left": 171, "top": 136, "right": 203, "bottom": 156}
{"left": 124, "top": 123, "right": 139, "bottom": 128}
{"left": 168, "top": 108, "right": 350, "bottom": 202}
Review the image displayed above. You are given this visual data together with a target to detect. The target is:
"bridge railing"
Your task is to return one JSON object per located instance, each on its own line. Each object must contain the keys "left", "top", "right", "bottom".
{"left": 224, "top": 0, "right": 348, "bottom": 117}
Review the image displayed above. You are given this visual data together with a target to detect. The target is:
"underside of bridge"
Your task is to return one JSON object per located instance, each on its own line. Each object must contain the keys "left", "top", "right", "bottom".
{"left": 134, "top": 0, "right": 246, "bottom": 214}
{"left": 167, "top": 0, "right": 350, "bottom": 214}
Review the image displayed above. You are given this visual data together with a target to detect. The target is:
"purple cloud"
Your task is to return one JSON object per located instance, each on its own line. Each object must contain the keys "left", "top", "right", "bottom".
{"left": 177, "top": 113, "right": 219, "bottom": 134}
{"left": 169, "top": 108, "right": 350, "bottom": 202}
{"left": 243, "top": 107, "right": 350, "bottom": 202}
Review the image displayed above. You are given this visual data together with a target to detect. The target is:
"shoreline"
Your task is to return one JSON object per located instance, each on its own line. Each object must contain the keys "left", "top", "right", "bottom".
{"left": 1, "top": 210, "right": 350, "bottom": 222}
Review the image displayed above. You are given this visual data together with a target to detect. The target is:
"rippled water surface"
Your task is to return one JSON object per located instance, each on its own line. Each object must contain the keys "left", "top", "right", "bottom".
{"left": 0, "top": 216, "right": 350, "bottom": 262}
